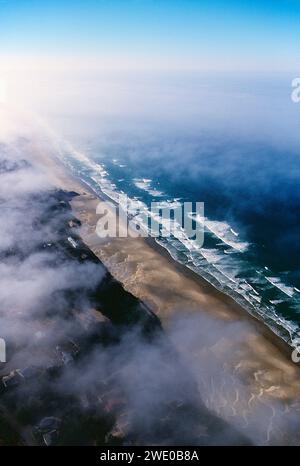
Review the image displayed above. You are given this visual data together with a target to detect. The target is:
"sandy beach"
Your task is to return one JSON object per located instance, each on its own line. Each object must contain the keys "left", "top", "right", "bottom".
{"left": 34, "top": 142, "right": 300, "bottom": 445}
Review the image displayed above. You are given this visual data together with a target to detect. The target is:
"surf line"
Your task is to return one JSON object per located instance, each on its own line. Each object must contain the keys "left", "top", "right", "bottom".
{"left": 95, "top": 194, "right": 205, "bottom": 243}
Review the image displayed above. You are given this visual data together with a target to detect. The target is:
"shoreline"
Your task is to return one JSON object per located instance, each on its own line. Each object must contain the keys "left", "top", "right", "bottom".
{"left": 33, "top": 140, "right": 300, "bottom": 444}
{"left": 33, "top": 141, "right": 297, "bottom": 358}
{"left": 34, "top": 142, "right": 295, "bottom": 359}
{"left": 143, "top": 235, "right": 293, "bottom": 359}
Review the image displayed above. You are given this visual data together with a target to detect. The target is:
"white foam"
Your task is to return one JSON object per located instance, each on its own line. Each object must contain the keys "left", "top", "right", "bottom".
{"left": 230, "top": 228, "right": 239, "bottom": 237}
{"left": 191, "top": 215, "right": 249, "bottom": 252}
{"left": 250, "top": 293, "right": 261, "bottom": 304}
{"left": 240, "top": 281, "right": 259, "bottom": 295}
{"left": 265, "top": 276, "right": 294, "bottom": 298}
{"left": 213, "top": 265, "right": 237, "bottom": 284}
{"left": 200, "top": 248, "right": 222, "bottom": 264}
{"left": 158, "top": 199, "right": 182, "bottom": 209}
{"left": 133, "top": 178, "right": 164, "bottom": 197}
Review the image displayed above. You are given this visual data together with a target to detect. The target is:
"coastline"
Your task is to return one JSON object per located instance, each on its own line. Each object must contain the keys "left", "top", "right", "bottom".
{"left": 144, "top": 235, "right": 293, "bottom": 357}
{"left": 33, "top": 141, "right": 300, "bottom": 444}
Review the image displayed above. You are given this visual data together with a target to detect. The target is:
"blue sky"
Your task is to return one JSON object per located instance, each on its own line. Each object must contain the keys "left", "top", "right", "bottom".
{"left": 0, "top": 0, "right": 300, "bottom": 71}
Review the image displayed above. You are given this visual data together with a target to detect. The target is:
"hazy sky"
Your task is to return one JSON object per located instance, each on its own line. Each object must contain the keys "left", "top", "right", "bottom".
{"left": 0, "top": 0, "right": 300, "bottom": 72}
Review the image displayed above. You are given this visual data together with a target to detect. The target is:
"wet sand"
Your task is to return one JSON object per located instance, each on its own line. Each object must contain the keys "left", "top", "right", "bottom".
{"left": 34, "top": 142, "right": 300, "bottom": 445}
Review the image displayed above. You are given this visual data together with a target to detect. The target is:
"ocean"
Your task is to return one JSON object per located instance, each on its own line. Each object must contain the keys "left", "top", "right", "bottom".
{"left": 45, "top": 71, "right": 300, "bottom": 348}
